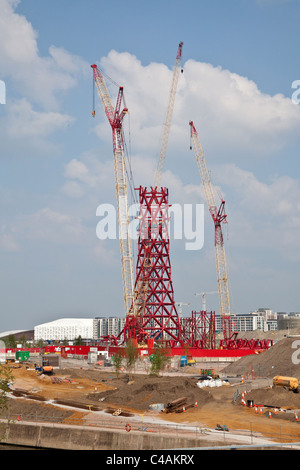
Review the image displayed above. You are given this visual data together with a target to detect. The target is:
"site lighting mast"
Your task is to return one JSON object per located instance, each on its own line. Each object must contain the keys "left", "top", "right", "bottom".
{"left": 91, "top": 64, "right": 135, "bottom": 318}
{"left": 189, "top": 121, "right": 231, "bottom": 343}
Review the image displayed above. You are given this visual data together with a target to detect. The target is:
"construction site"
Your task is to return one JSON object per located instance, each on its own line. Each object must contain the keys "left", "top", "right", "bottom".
{"left": 1, "top": 332, "right": 300, "bottom": 450}
{"left": 90, "top": 41, "right": 273, "bottom": 355}
{"left": 1, "top": 42, "right": 299, "bottom": 450}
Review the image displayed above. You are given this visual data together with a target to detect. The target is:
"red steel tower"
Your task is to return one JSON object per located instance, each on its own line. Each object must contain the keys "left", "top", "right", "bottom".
{"left": 123, "top": 186, "right": 182, "bottom": 345}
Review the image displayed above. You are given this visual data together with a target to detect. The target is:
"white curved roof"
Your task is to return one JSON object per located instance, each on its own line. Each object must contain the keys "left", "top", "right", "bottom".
{"left": 34, "top": 318, "right": 94, "bottom": 341}
{"left": 35, "top": 318, "right": 93, "bottom": 327}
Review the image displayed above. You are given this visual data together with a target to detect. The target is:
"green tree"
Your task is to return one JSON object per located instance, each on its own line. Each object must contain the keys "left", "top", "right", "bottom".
{"left": 112, "top": 349, "right": 123, "bottom": 378}
{"left": 74, "top": 335, "right": 83, "bottom": 345}
{"left": 19, "top": 335, "right": 27, "bottom": 347}
{"left": 0, "top": 364, "right": 14, "bottom": 441}
{"left": 34, "top": 339, "right": 44, "bottom": 348}
{"left": 0, "top": 364, "right": 13, "bottom": 412}
{"left": 150, "top": 345, "right": 170, "bottom": 376}
{"left": 4, "top": 335, "right": 16, "bottom": 348}
{"left": 124, "top": 339, "right": 138, "bottom": 380}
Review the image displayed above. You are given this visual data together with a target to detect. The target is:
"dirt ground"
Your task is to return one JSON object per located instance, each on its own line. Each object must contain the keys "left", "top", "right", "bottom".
{"left": 3, "top": 359, "right": 300, "bottom": 443}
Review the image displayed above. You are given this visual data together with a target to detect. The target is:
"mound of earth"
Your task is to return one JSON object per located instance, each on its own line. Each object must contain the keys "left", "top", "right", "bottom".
{"left": 1, "top": 398, "right": 74, "bottom": 422}
{"left": 243, "top": 386, "right": 300, "bottom": 410}
{"left": 86, "top": 374, "right": 214, "bottom": 412}
{"left": 223, "top": 336, "right": 300, "bottom": 378}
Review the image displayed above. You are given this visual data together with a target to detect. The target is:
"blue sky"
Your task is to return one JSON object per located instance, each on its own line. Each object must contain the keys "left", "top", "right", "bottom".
{"left": 0, "top": 0, "right": 300, "bottom": 332}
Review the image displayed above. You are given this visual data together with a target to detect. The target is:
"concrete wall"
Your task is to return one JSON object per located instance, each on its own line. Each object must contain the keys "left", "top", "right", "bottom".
{"left": 1, "top": 421, "right": 229, "bottom": 450}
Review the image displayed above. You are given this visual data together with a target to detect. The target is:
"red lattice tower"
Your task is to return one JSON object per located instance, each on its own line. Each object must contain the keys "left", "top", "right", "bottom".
{"left": 183, "top": 311, "right": 216, "bottom": 349}
{"left": 124, "top": 186, "right": 181, "bottom": 345}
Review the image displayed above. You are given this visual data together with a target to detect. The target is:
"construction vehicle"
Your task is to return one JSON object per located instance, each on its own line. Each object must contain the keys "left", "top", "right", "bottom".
{"left": 35, "top": 365, "right": 53, "bottom": 375}
{"left": 273, "top": 376, "right": 299, "bottom": 392}
{"left": 35, "top": 358, "right": 54, "bottom": 375}
{"left": 42, "top": 365, "right": 53, "bottom": 375}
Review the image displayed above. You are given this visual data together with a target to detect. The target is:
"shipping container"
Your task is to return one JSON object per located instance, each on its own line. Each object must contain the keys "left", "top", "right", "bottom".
{"left": 16, "top": 351, "right": 30, "bottom": 361}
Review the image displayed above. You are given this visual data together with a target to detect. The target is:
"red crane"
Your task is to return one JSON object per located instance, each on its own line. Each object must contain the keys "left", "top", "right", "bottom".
{"left": 91, "top": 64, "right": 135, "bottom": 318}
{"left": 189, "top": 121, "right": 232, "bottom": 343}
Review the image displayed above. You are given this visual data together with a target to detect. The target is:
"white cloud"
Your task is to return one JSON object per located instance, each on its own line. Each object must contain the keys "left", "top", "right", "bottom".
{"left": 5, "top": 98, "right": 74, "bottom": 138}
{"left": 1, "top": 207, "right": 87, "bottom": 249}
{"left": 62, "top": 151, "right": 114, "bottom": 198}
{"left": 0, "top": 0, "right": 89, "bottom": 110}
{"left": 95, "top": 51, "right": 300, "bottom": 162}
{"left": 0, "top": 228, "right": 20, "bottom": 252}
{"left": 214, "top": 163, "right": 300, "bottom": 259}
{"left": 26, "top": 207, "right": 86, "bottom": 243}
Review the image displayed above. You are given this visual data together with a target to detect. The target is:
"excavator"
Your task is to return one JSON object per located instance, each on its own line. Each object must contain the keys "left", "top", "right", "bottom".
{"left": 35, "top": 358, "right": 53, "bottom": 375}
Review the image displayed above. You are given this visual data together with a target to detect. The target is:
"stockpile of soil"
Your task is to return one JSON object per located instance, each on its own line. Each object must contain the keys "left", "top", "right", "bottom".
{"left": 222, "top": 336, "right": 300, "bottom": 378}
{"left": 1, "top": 399, "right": 74, "bottom": 422}
{"left": 244, "top": 386, "right": 300, "bottom": 410}
{"left": 86, "top": 374, "right": 214, "bottom": 412}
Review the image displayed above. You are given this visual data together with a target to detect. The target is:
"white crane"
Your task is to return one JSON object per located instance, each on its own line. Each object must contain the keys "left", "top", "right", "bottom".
{"left": 155, "top": 42, "right": 183, "bottom": 188}
{"left": 194, "top": 292, "right": 218, "bottom": 312}
{"left": 176, "top": 302, "right": 190, "bottom": 318}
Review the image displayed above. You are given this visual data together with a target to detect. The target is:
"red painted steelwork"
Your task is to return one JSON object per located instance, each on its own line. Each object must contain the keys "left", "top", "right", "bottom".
{"left": 122, "top": 186, "right": 182, "bottom": 343}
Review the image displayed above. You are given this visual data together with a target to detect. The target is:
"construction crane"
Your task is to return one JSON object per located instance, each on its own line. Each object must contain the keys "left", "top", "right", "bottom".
{"left": 189, "top": 121, "right": 231, "bottom": 343}
{"left": 195, "top": 291, "right": 218, "bottom": 312}
{"left": 176, "top": 302, "right": 190, "bottom": 318}
{"left": 155, "top": 41, "right": 183, "bottom": 188}
{"left": 91, "top": 64, "right": 135, "bottom": 317}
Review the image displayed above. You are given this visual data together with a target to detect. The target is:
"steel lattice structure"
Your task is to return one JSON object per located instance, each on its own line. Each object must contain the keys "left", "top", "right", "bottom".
{"left": 123, "top": 186, "right": 182, "bottom": 344}
{"left": 181, "top": 311, "right": 216, "bottom": 349}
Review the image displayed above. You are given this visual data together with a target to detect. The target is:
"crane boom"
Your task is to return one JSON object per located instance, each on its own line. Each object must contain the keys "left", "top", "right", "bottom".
{"left": 91, "top": 64, "right": 135, "bottom": 317}
{"left": 189, "top": 121, "right": 231, "bottom": 342}
{"left": 155, "top": 42, "right": 183, "bottom": 188}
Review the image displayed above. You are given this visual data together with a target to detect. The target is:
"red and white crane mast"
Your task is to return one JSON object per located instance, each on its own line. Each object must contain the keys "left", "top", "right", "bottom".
{"left": 91, "top": 64, "right": 135, "bottom": 317}
{"left": 189, "top": 121, "right": 231, "bottom": 343}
